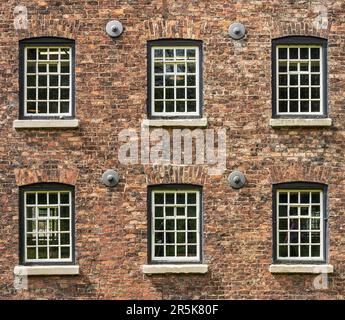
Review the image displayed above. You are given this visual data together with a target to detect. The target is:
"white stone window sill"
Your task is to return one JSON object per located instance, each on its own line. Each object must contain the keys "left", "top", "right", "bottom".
{"left": 142, "top": 118, "right": 208, "bottom": 128}
{"left": 142, "top": 264, "right": 208, "bottom": 275}
{"left": 269, "top": 264, "right": 333, "bottom": 274}
{"left": 13, "top": 119, "right": 79, "bottom": 129}
{"left": 270, "top": 118, "right": 332, "bottom": 127}
{"left": 14, "top": 265, "right": 80, "bottom": 276}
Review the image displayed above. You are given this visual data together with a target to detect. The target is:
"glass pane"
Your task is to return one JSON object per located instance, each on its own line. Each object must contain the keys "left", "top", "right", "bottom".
{"left": 187, "top": 232, "right": 196, "bottom": 243}
{"left": 27, "top": 48, "right": 37, "bottom": 60}
{"left": 27, "top": 220, "right": 36, "bottom": 232}
{"left": 187, "top": 219, "right": 196, "bottom": 230}
{"left": 60, "top": 219, "right": 70, "bottom": 232}
{"left": 26, "top": 193, "right": 36, "bottom": 204}
{"left": 311, "top": 48, "right": 320, "bottom": 59}
{"left": 155, "top": 245, "right": 164, "bottom": 257}
{"left": 60, "top": 234, "right": 70, "bottom": 245}
{"left": 289, "top": 207, "right": 298, "bottom": 216}
{"left": 155, "top": 232, "right": 164, "bottom": 244}
{"left": 50, "top": 75, "right": 58, "bottom": 86}
{"left": 60, "top": 192, "right": 70, "bottom": 204}
{"left": 49, "top": 247, "right": 59, "bottom": 259}
{"left": 300, "top": 207, "right": 309, "bottom": 216}
{"left": 60, "top": 62, "right": 70, "bottom": 73}
{"left": 311, "top": 101, "right": 320, "bottom": 112}
{"left": 176, "top": 207, "right": 185, "bottom": 216}
{"left": 300, "top": 232, "right": 309, "bottom": 243}
{"left": 155, "top": 219, "right": 164, "bottom": 230}
{"left": 278, "top": 205, "right": 287, "bottom": 217}
{"left": 165, "top": 207, "right": 174, "bottom": 216}
{"left": 49, "top": 102, "right": 58, "bottom": 113}
{"left": 27, "top": 102, "right": 36, "bottom": 113}
{"left": 290, "top": 232, "right": 298, "bottom": 243}
{"left": 279, "top": 193, "right": 288, "bottom": 203}
{"left": 27, "top": 62, "right": 36, "bottom": 73}
{"left": 60, "top": 89, "right": 69, "bottom": 100}
{"left": 166, "top": 219, "right": 175, "bottom": 230}
{"left": 300, "top": 74, "right": 309, "bottom": 85}
{"left": 290, "top": 219, "right": 298, "bottom": 230}
{"left": 60, "top": 102, "right": 69, "bottom": 113}
{"left": 154, "top": 101, "right": 164, "bottom": 113}
{"left": 49, "top": 88, "right": 58, "bottom": 100}
{"left": 311, "top": 205, "right": 321, "bottom": 217}
{"left": 187, "top": 245, "right": 197, "bottom": 256}
{"left": 300, "top": 245, "right": 309, "bottom": 257}
{"left": 166, "top": 245, "right": 175, "bottom": 256}
{"left": 279, "top": 245, "right": 288, "bottom": 257}
{"left": 155, "top": 206, "right": 163, "bottom": 217}
{"left": 166, "top": 101, "right": 174, "bottom": 112}
{"left": 38, "top": 102, "right": 47, "bottom": 113}
{"left": 177, "top": 232, "right": 185, "bottom": 243}
{"left": 290, "top": 75, "right": 298, "bottom": 85}
{"left": 27, "top": 75, "right": 36, "bottom": 87}
{"left": 27, "top": 248, "right": 36, "bottom": 259}
{"left": 289, "top": 48, "right": 298, "bottom": 59}
{"left": 290, "top": 101, "right": 298, "bottom": 112}
{"left": 177, "top": 220, "right": 186, "bottom": 230}
{"left": 278, "top": 48, "right": 287, "bottom": 59}
{"left": 61, "top": 247, "right": 70, "bottom": 259}
{"left": 166, "top": 193, "right": 174, "bottom": 204}
{"left": 61, "top": 75, "right": 70, "bottom": 86}
{"left": 177, "top": 246, "right": 186, "bottom": 256}
{"left": 27, "top": 89, "right": 36, "bottom": 100}
{"left": 166, "top": 232, "right": 174, "bottom": 243}
{"left": 187, "top": 101, "right": 196, "bottom": 112}
{"left": 279, "top": 232, "right": 288, "bottom": 243}
{"left": 290, "top": 193, "right": 298, "bottom": 203}
{"left": 60, "top": 206, "right": 70, "bottom": 218}
{"left": 37, "top": 193, "right": 47, "bottom": 204}
{"left": 300, "top": 48, "right": 309, "bottom": 59}
{"left": 38, "top": 247, "right": 48, "bottom": 259}
{"left": 176, "top": 101, "right": 185, "bottom": 113}
{"left": 279, "top": 219, "right": 287, "bottom": 230}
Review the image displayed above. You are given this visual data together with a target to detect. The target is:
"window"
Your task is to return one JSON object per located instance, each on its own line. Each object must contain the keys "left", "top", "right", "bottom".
{"left": 273, "top": 183, "right": 327, "bottom": 263}
{"left": 272, "top": 37, "right": 327, "bottom": 117}
{"left": 19, "top": 183, "right": 75, "bottom": 265}
{"left": 148, "top": 40, "right": 203, "bottom": 118}
{"left": 19, "top": 37, "right": 75, "bottom": 119}
{"left": 148, "top": 185, "right": 202, "bottom": 263}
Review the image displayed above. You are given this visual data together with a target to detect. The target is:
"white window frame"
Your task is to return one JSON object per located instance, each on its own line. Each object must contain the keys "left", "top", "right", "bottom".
{"left": 24, "top": 46, "right": 72, "bottom": 117}
{"left": 24, "top": 190, "right": 73, "bottom": 263}
{"left": 151, "top": 189, "right": 201, "bottom": 263}
{"left": 276, "top": 45, "right": 323, "bottom": 116}
{"left": 276, "top": 189, "right": 324, "bottom": 262}
{"left": 151, "top": 46, "right": 200, "bottom": 117}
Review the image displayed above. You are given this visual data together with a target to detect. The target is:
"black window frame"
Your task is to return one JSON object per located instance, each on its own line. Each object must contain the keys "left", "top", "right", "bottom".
{"left": 19, "top": 182, "right": 76, "bottom": 266}
{"left": 147, "top": 184, "right": 203, "bottom": 264}
{"left": 19, "top": 37, "right": 76, "bottom": 120}
{"left": 147, "top": 39, "right": 203, "bottom": 119}
{"left": 272, "top": 182, "right": 328, "bottom": 265}
{"left": 272, "top": 36, "right": 328, "bottom": 118}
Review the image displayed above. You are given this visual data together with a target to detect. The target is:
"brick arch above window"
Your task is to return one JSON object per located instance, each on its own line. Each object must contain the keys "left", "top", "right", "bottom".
{"left": 268, "top": 20, "right": 331, "bottom": 40}
{"left": 16, "top": 19, "right": 80, "bottom": 42}
{"left": 14, "top": 167, "right": 79, "bottom": 187}
{"left": 145, "top": 165, "right": 208, "bottom": 186}
{"left": 268, "top": 163, "right": 331, "bottom": 185}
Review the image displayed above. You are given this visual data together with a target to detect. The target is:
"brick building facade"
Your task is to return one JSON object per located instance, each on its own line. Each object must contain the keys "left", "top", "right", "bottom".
{"left": 1, "top": 0, "right": 345, "bottom": 299}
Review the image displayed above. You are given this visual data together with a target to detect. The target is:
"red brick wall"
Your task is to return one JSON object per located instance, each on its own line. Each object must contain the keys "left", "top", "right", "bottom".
{"left": 1, "top": 0, "right": 345, "bottom": 299}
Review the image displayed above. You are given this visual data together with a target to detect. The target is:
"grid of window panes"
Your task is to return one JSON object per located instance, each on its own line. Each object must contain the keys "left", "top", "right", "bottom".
{"left": 277, "top": 190, "right": 323, "bottom": 260}
{"left": 24, "top": 191, "right": 72, "bottom": 262}
{"left": 277, "top": 45, "right": 322, "bottom": 114}
{"left": 25, "top": 46, "right": 71, "bottom": 116}
{"left": 152, "top": 46, "right": 199, "bottom": 116}
{"left": 152, "top": 190, "right": 200, "bottom": 261}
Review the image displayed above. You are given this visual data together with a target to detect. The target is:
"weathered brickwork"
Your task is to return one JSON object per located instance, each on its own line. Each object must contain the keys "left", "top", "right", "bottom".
{"left": 1, "top": 0, "right": 345, "bottom": 299}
